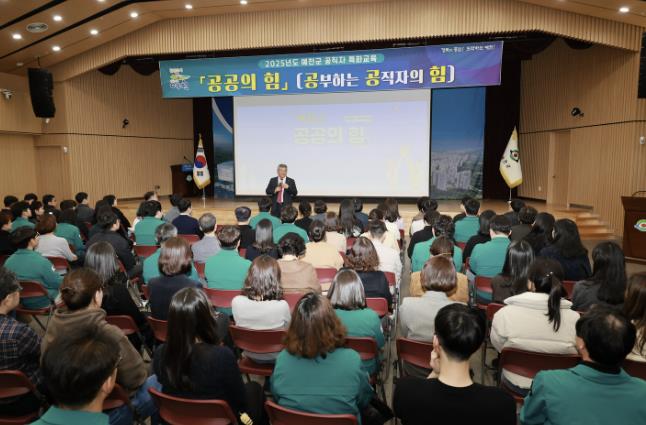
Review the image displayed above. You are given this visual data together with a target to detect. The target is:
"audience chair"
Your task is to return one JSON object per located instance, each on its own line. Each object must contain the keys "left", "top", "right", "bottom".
{"left": 395, "top": 337, "right": 433, "bottom": 378}
{"left": 481, "top": 302, "right": 505, "bottom": 383}
{"left": 474, "top": 276, "right": 493, "bottom": 309}
{"left": 0, "top": 255, "right": 8, "bottom": 267}
{"left": 384, "top": 272, "right": 396, "bottom": 287}
{"left": 346, "top": 237, "right": 356, "bottom": 252}
{"left": 15, "top": 280, "right": 54, "bottom": 331}
{"left": 0, "top": 370, "right": 43, "bottom": 425}
{"left": 45, "top": 256, "right": 70, "bottom": 274}
{"left": 194, "top": 261, "right": 206, "bottom": 280}
{"left": 265, "top": 400, "right": 358, "bottom": 425}
{"left": 147, "top": 317, "right": 168, "bottom": 343}
{"left": 134, "top": 244, "right": 158, "bottom": 258}
{"left": 238, "top": 248, "right": 247, "bottom": 258}
{"left": 623, "top": 359, "right": 646, "bottom": 380}
{"left": 103, "top": 383, "right": 131, "bottom": 411}
{"left": 315, "top": 268, "right": 336, "bottom": 285}
{"left": 562, "top": 280, "right": 576, "bottom": 300}
{"left": 203, "top": 288, "right": 241, "bottom": 311}
{"left": 178, "top": 234, "right": 200, "bottom": 245}
{"left": 149, "top": 387, "right": 238, "bottom": 425}
{"left": 366, "top": 298, "right": 389, "bottom": 318}
{"left": 455, "top": 241, "right": 467, "bottom": 251}
{"left": 499, "top": 347, "right": 581, "bottom": 404}
{"left": 229, "top": 325, "right": 287, "bottom": 378}
{"left": 283, "top": 292, "right": 305, "bottom": 312}
{"left": 344, "top": 336, "right": 385, "bottom": 399}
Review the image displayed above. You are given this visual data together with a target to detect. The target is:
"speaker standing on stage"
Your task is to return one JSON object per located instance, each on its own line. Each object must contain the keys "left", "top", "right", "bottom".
{"left": 265, "top": 164, "right": 297, "bottom": 217}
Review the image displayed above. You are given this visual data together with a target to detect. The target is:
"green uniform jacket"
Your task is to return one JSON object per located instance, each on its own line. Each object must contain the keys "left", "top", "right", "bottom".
{"left": 142, "top": 248, "right": 200, "bottom": 284}
{"left": 249, "top": 212, "right": 281, "bottom": 229}
{"left": 4, "top": 249, "right": 63, "bottom": 308}
{"left": 54, "top": 222, "right": 85, "bottom": 253}
{"left": 205, "top": 249, "right": 251, "bottom": 315}
{"left": 11, "top": 217, "right": 35, "bottom": 232}
{"left": 411, "top": 237, "right": 463, "bottom": 273}
{"left": 335, "top": 308, "right": 385, "bottom": 374}
{"left": 134, "top": 217, "right": 165, "bottom": 246}
{"left": 273, "top": 223, "right": 309, "bottom": 244}
{"left": 29, "top": 406, "right": 109, "bottom": 425}
{"left": 454, "top": 216, "right": 479, "bottom": 243}
{"left": 469, "top": 237, "right": 510, "bottom": 278}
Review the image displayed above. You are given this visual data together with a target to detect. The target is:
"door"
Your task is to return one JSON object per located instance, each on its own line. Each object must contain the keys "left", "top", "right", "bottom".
{"left": 547, "top": 130, "right": 570, "bottom": 206}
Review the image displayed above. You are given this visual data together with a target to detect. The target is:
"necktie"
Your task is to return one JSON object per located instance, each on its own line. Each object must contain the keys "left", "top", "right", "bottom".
{"left": 278, "top": 179, "right": 284, "bottom": 203}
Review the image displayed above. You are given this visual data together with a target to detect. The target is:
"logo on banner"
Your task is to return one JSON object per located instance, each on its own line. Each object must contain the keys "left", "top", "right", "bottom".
{"left": 169, "top": 68, "right": 190, "bottom": 91}
{"left": 636, "top": 219, "right": 646, "bottom": 232}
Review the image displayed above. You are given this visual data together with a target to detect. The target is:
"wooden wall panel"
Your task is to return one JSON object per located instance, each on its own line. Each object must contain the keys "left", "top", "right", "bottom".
{"left": 518, "top": 132, "right": 549, "bottom": 200}
{"left": 0, "top": 134, "right": 38, "bottom": 198}
{"left": 0, "top": 72, "right": 43, "bottom": 134}
{"left": 49, "top": 0, "right": 644, "bottom": 81}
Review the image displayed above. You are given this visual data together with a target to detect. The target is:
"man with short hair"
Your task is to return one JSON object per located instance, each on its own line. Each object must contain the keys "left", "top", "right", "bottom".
{"left": 394, "top": 304, "right": 516, "bottom": 424}
{"left": 134, "top": 201, "right": 165, "bottom": 246}
{"left": 172, "top": 199, "right": 201, "bottom": 236}
{"left": 249, "top": 197, "right": 281, "bottom": 229}
{"left": 454, "top": 198, "right": 480, "bottom": 243}
{"left": 42, "top": 194, "right": 60, "bottom": 219}
{"left": 204, "top": 225, "right": 252, "bottom": 293}
{"left": 3, "top": 195, "right": 18, "bottom": 210}
{"left": 273, "top": 205, "right": 309, "bottom": 243}
{"left": 521, "top": 307, "right": 646, "bottom": 425}
{"left": 163, "top": 194, "right": 182, "bottom": 224}
{"left": 367, "top": 220, "right": 402, "bottom": 278}
{"left": 505, "top": 198, "right": 525, "bottom": 227}
{"left": 511, "top": 206, "right": 537, "bottom": 242}
{"left": 407, "top": 210, "right": 441, "bottom": 258}
{"left": 265, "top": 163, "right": 298, "bottom": 217}
{"left": 143, "top": 191, "right": 158, "bottom": 202}
{"left": 410, "top": 215, "right": 463, "bottom": 273}
{"left": 235, "top": 206, "right": 255, "bottom": 249}
{"left": 22, "top": 194, "right": 37, "bottom": 205}
{"left": 143, "top": 223, "right": 199, "bottom": 284}
{"left": 294, "top": 200, "right": 313, "bottom": 232}
{"left": 469, "top": 215, "right": 511, "bottom": 279}
{"left": 74, "top": 192, "right": 94, "bottom": 223}
{"left": 32, "top": 325, "right": 121, "bottom": 425}
{"left": 87, "top": 211, "right": 140, "bottom": 278}
{"left": 191, "top": 213, "right": 221, "bottom": 263}
{"left": 311, "top": 200, "right": 328, "bottom": 222}
{"left": 59, "top": 200, "right": 76, "bottom": 212}
{"left": 10, "top": 201, "right": 34, "bottom": 231}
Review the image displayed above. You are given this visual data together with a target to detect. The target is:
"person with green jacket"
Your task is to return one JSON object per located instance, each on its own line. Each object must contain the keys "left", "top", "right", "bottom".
{"left": 469, "top": 215, "right": 511, "bottom": 279}
{"left": 273, "top": 205, "right": 309, "bottom": 244}
{"left": 411, "top": 215, "right": 463, "bottom": 272}
{"left": 142, "top": 223, "right": 199, "bottom": 284}
{"left": 134, "top": 200, "right": 165, "bottom": 246}
{"left": 10, "top": 201, "right": 34, "bottom": 232}
{"left": 249, "top": 197, "right": 281, "bottom": 230}
{"left": 454, "top": 198, "right": 480, "bottom": 243}
{"left": 55, "top": 209, "right": 86, "bottom": 257}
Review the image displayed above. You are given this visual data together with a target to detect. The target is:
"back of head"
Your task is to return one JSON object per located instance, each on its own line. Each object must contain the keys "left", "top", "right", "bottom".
{"left": 421, "top": 255, "right": 457, "bottom": 293}
{"left": 324, "top": 212, "right": 339, "bottom": 232}
{"left": 29, "top": 201, "right": 42, "bottom": 216}
{"left": 528, "top": 257, "right": 565, "bottom": 331}
{"left": 159, "top": 237, "right": 192, "bottom": 277}
{"left": 243, "top": 255, "right": 282, "bottom": 301}
{"left": 518, "top": 206, "right": 538, "bottom": 225}
{"left": 314, "top": 200, "right": 327, "bottom": 215}
{"left": 464, "top": 198, "right": 480, "bottom": 216}
{"left": 10, "top": 201, "right": 29, "bottom": 220}
{"left": 353, "top": 198, "right": 363, "bottom": 213}
{"left": 10, "top": 227, "right": 36, "bottom": 249}
{"left": 35, "top": 214, "right": 57, "bottom": 235}
{"left": 42, "top": 324, "right": 119, "bottom": 408}
{"left": 502, "top": 240, "right": 534, "bottom": 296}
{"left": 218, "top": 225, "right": 241, "bottom": 249}
{"left": 298, "top": 200, "right": 312, "bottom": 217}
{"left": 177, "top": 198, "right": 191, "bottom": 213}
{"left": 60, "top": 268, "right": 103, "bottom": 311}
{"left": 553, "top": 219, "right": 587, "bottom": 258}
{"left": 143, "top": 191, "right": 155, "bottom": 201}
{"left": 368, "top": 208, "right": 384, "bottom": 221}
{"left": 490, "top": 214, "right": 512, "bottom": 235}
{"left": 278, "top": 233, "right": 306, "bottom": 257}
{"left": 0, "top": 211, "right": 10, "bottom": 229}
{"left": 416, "top": 196, "right": 430, "bottom": 213}
{"left": 308, "top": 220, "right": 327, "bottom": 242}
{"left": 23, "top": 193, "right": 37, "bottom": 203}
{"left": 280, "top": 205, "right": 298, "bottom": 223}
{"left": 510, "top": 198, "right": 525, "bottom": 213}
{"left": 59, "top": 209, "right": 77, "bottom": 225}
{"left": 430, "top": 236, "right": 454, "bottom": 257}
{"left": 328, "top": 269, "right": 366, "bottom": 310}
{"left": 368, "top": 220, "right": 387, "bottom": 240}
{"left": 423, "top": 210, "right": 440, "bottom": 227}
{"left": 433, "top": 215, "right": 455, "bottom": 239}
{"left": 254, "top": 219, "right": 274, "bottom": 248}
{"left": 531, "top": 212, "right": 555, "bottom": 236}
{"left": 383, "top": 198, "right": 400, "bottom": 223}
{"left": 591, "top": 242, "right": 626, "bottom": 305}
{"left": 347, "top": 237, "right": 379, "bottom": 272}
{"left": 3, "top": 195, "right": 18, "bottom": 208}
{"left": 478, "top": 210, "right": 497, "bottom": 235}
{"left": 258, "top": 197, "right": 272, "bottom": 212}
{"left": 169, "top": 194, "right": 182, "bottom": 207}
{"left": 74, "top": 192, "right": 88, "bottom": 204}
{"left": 235, "top": 206, "right": 251, "bottom": 222}
{"left": 576, "top": 306, "right": 635, "bottom": 368}
{"left": 338, "top": 199, "right": 357, "bottom": 232}
{"left": 0, "top": 267, "right": 21, "bottom": 303}
{"left": 198, "top": 213, "right": 216, "bottom": 233}
{"left": 142, "top": 200, "right": 162, "bottom": 217}
{"left": 435, "top": 304, "right": 485, "bottom": 361}
{"left": 285, "top": 292, "right": 346, "bottom": 358}
{"left": 43, "top": 194, "right": 55, "bottom": 207}
{"left": 155, "top": 223, "right": 177, "bottom": 244}
{"left": 59, "top": 200, "right": 76, "bottom": 211}
{"left": 85, "top": 242, "right": 119, "bottom": 284}
{"left": 624, "top": 273, "right": 646, "bottom": 355}
{"left": 102, "top": 195, "right": 116, "bottom": 206}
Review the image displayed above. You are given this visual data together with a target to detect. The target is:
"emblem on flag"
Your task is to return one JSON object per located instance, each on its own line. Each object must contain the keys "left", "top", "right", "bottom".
{"left": 499, "top": 127, "right": 523, "bottom": 189}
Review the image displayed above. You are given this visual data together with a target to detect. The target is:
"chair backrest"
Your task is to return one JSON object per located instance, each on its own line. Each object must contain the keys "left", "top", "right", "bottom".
{"left": 0, "top": 370, "right": 37, "bottom": 399}
{"left": 265, "top": 400, "right": 358, "bottom": 425}
{"left": 149, "top": 387, "right": 238, "bottom": 425}
{"left": 562, "top": 280, "right": 576, "bottom": 300}
{"left": 103, "top": 383, "right": 130, "bottom": 411}
{"left": 499, "top": 348, "right": 581, "bottom": 380}
{"left": 344, "top": 336, "right": 378, "bottom": 361}
{"left": 18, "top": 280, "right": 49, "bottom": 301}
{"left": 283, "top": 292, "right": 305, "bottom": 312}
{"left": 365, "top": 298, "right": 388, "bottom": 318}
{"left": 45, "top": 256, "right": 70, "bottom": 272}
{"left": 396, "top": 337, "right": 433, "bottom": 371}
{"left": 106, "top": 315, "right": 138, "bottom": 336}
{"left": 134, "top": 245, "right": 159, "bottom": 258}
{"left": 315, "top": 268, "right": 337, "bottom": 284}
{"left": 178, "top": 234, "right": 200, "bottom": 245}
{"left": 238, "top": 248, "right": 247, "bottom": 258}
{"left": 455, "top": 241, "right": 467, "bottom": 251}
{"left": 0, "top": 255, "right": 9, "bottom": 266}
{"left": 194, "top": 261, "right": 206, "bottom": 279}
{"left": 384, "top": 272, "right": 396, "bottom": 287}
{"left": 147, "top": 317, "right": 168, "bottom": 343}
{"left": 229, "top": 325, "right": 287, "bottom": 353}
{"left": 486, "top": 302, "right": 505, "bottom": 322}
{"left": 345, "top": 237, "right": 356, "bottom": 251}
{"left": 623, "top": 358, "right": 646, "bottom": 380}
{"left": 474, "top": 276, "right": 493, "bottom": 295}
{"left": 142, "top": 284, "right": 150, "bottom": 300}
{"left": 203, "top": 288, "right": 242, "bottom": 309}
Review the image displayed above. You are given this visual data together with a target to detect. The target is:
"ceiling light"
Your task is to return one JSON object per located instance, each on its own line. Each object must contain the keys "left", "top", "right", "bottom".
{"left": 12, "top": 33, "right": 22, "bottom": 40}
{"left": 240, "top": 0, "right": 248, "bottom": 4}
{"left": 185, "top": 4, "right": 193, "bottom": 9}
{"left": 53, "top": 15, "right": 62, "bottom": 22}
{"left": 52, "top": 45, "right": 61, "bottom": 52}
{"left": 90, "top": 28, "right": 99, "bottom": 35}
{"left": 130, "top": 11, "right": 139, "bottom": 18}
{"left": 619, "top": 6, "right": 630, "bottom": 13}
{"left": 16, "top": 62, "right": 24, "bottom": 67}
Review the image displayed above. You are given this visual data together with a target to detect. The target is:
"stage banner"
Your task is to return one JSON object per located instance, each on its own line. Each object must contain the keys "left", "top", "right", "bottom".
{"left": 159, "top": 41, "right": 503, "bottom": 98}
{"left": 211, "top": 98, "right": 235, "bottom": 198}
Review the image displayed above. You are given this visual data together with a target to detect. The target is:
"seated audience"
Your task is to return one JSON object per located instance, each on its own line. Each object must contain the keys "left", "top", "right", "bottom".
{"left": 366, "top": 220, "right": 402, "bottom": 278}
{"left": 451, "top": 196, "right": 470, "bottom": 223}
{"left": 55, "top": 209, "right": 85, "bottom": 258}
{"left": 171, "top": 199, "right": 201, "bottom": 236}
{"left": 324, "top": 212, "right": 347, "bottom": 253}
{"left": 540, "top": 218, "right": 591, "bottom": 281}
{"left": 0, "top": 211, "right": 15, "bottom": 255}
{"left": 328, "top": 269, "right": 384, "bottom": 374}
{"left": 339, "top": 199, "right": 363, "bottom": 238}
{"left": 134, "top": 200, "right": 165, "bottom": 246}
{"left": 191, "top": 213, "right": 221, "bottom": 263}
{"left": 409, "top": 197, "right": 437, "bottom": 236}
{"left": 273, "top": 205, "right": 309, "bottom": 243}
{"left": 59, "top": 199, "right": 77, "bottom": 212}
{"left": 74, "top": 192, "right": 94, "bottom": 223}
{"left": 42, "top": 194, "right": 60, "bottom": 219}
{"left": 491, "top": 240, "right": 534, "bottom": 304}
{"left": 144, "top": 191, "right": 159, "bottom": 202}
{"left": 346, "top": 237, "right": 392, "bottom": 307}
{"left": 520, "top": 307, "right": 646, "bottom": 425}
{"left": 43, "top": 268, "right": 156, "bottom": 422}
{"left": 362, "top": 209, "right": 399, "bottom": 251}
{"left": 144, "top": 224, "right": 199, "bottom": 284}
{"left": 411, "top": 215, "right": 463, "bottom": 273}
{"left": 249, "top": 197, "right": 281, "bottom": 229}
{"left": 311, "top": 199, "right": 328, "bottom": 222}
{"left": 153, "top": 288, "right": 264, "bottom": 424}
{"left": 572, "top": 241, "right": 626, "bottom": 312}
{"left": 103, "top": 194, "right": 131, "bottom": 231}
{"left": 624, "top": 273, "right": 646, "bottom": 362}
{"left": 245, "top": 219, "right": 279, "bottom": 261}
{"left": 491, "top": 258, "right": 579, "bottom": 394}
{"left": 294, "top": 200, "right": 313, "bottom": 232}
{"left": 88, "top": 201, "right": 111, "bottom": 238}
{"left": 235, "top": 206, "right": 255, "bottom": 249}
{"left": 3, "top": 195, "right": 18, "bottom": 209}
{"left": 510, "top": 206, "right": 537, "bottom": 242}
{"left": 504, "top": 198, "right": 525, "bottom": 226}
{"left": 469, "top": 215, "right": 512, "bottom": 278}
{"left": 10, "top": 201, "right": 34, "bottom": 231}
{"left": 302, "top": 220, "right": 344, "bottom": 269}
{"left": 131, "top": 201, "right": 146, "bottom": 231}
{"left": 35, "top": 215, "right": 77, "bottom": 262}
{"left": 28, "top": 201, "right": 44, "bottom": 225}
{"left": 163, "top": 194, "right": 182, "bottom": 224}
{"left": 148, "top": 237, "right": 202, "bottom": 320}
{"left": 454, "top": 198, "right": 480, "bottom": 243}
{"left": 407, "top": 209, "right": 440, "bottom": 258}
{"left": 5, "top": 228, "right": 62, "bottom": 308}
{"left": 409, "top": 237, "right": 469, "bottom": 303}
{"left": 354, "top": 198, "right": 369, "bottom": 231}
{"left": 277, "top": 234, "right": 321, "bottom": 294}
{"left": 0, "top": 267, "right": 43, "bottom": 417}
{"left": 34, "top": 324, "right": 120, "bottom": 425}
{"left": 462, "top": 209, "right": 496, "bottom": 259}
{"left": 271, "top": 293, "right": 374, "bottom": 419}
{"left": 87, "top": 210, "right": 140, "bottom": 278}
{"left": 522, "top": 211, "right": 555, "bottom": 255}
{"left": 232, "top": 255, "right": 291, "bottom": 362}
{"left": 85, "top": 241, "right": 151, "bottom": 351}
{"left": 394, "top": 304, "right": 516, "bottom": 425}
{"left": 384, "top": 198, "right": 404, "bottom": 233}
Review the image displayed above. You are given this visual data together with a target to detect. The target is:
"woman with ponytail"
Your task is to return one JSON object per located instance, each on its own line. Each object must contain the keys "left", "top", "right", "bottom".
{"left": 490, "top": 258, "right": 580, "bottom": 395}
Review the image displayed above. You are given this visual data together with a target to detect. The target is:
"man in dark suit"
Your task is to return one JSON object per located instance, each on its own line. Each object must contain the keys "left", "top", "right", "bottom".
{"left": 265, "top": 163, "right": 297, "bottom": 217}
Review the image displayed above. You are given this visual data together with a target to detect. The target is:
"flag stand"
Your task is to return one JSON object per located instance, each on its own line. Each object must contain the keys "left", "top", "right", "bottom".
{"left": 202, "top": 188, "right": 206, "bottom": 209}
{"left": 508, "top": 188, "right": 512, "bottom": 203}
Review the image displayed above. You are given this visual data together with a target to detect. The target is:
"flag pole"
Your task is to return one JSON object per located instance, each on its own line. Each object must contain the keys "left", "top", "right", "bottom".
{"left": 202, "top": 188, "right": 206, "bottom": 209}
{"left": 509, "top": 188, "right": 512, "bottom": 203}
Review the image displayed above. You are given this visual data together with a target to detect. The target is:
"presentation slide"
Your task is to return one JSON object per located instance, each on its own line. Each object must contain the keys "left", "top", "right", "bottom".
{"left": 233, "top": 90, "right": 431, "bottom": 197}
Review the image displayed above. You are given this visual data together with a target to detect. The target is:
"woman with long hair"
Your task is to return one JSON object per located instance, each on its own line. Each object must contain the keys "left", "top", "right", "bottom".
{"left": 323, "top": 211, "right": 347, "bottom": 253}
{"left": 245, "top": 219, "right": 279, "bottom": 261}
{"left": 383, "top": 198, "right": 404, "bottom": 231}
{"left": 522, "top": 212, "right": 555, "bottom": 255}
{"left": 154, "top": 287, "right": 266, "bottom": 424}
{"left": 491, "top": 258, "right": 579, "bottom": 395}
{"left": 346, "top": 237, "right": 392, "bottom": 307}
{"left": 463, "top": 209, "right": 496, "bottom": 260}
{"left": 624, "top": 273, "right": 646, "bottom": 362}
{"left": 338, "top": 199, "right": 363, "bottom": 237}
{"left": 572, "top": 242, "right": 627, "bottom": 311}
{"left": 491, "top": 240, "right": 535, "bottom": 303}
{"left": 540, "top": 219, "right": 591, "bottom": 281}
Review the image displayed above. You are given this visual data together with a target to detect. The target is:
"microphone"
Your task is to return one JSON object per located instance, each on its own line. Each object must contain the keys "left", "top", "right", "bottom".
{"left": 183, "top": 156, "right": 192, "bottom": 164}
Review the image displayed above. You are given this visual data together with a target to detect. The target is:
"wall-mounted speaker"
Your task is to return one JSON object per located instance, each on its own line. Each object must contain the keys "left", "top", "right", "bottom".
{"left": 27, "top": 68, "right": 55, "bottom": 118}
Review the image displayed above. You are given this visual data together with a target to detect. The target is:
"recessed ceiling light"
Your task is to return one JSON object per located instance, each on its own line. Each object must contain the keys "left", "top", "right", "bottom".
{"left": 52, "top": 45, "right": 61, "bottom": 52}
{"left": 185, "top": 4, "right": 193, "bottom": 9}
{"left": 53, "top": 15, "right": 62, "bottom": 22}
{"left": 240, "top": 0, "right": 248, "bottom": 4}
{"left": 130, "top": 11, "right": 139, "bottom": 18}
{"left": 97, "top": 0, "right": 106, "bottom": 2}
{"left": 16, "top": 62, "right": 24, "bottom": 67}
{"left": 12, "top": 33, "right": 22, "bottom": 40}
{"left": 619, "top": 6, "right": 630, "bottom": 13}
{"left": 90, "top": 28, "right": 99, "bottom": 35}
